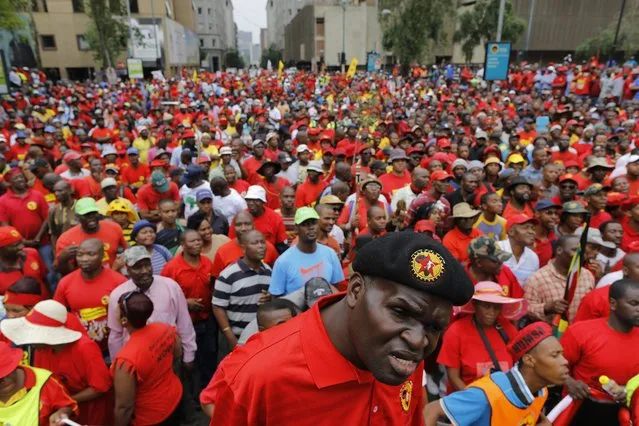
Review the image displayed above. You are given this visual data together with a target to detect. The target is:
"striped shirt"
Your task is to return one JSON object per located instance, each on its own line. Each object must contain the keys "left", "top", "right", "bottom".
{"left": 213, "top": 259, "right": 272, "bottom": 337}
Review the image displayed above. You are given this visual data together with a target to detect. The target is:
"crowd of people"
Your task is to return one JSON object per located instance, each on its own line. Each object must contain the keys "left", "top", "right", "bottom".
{"left": 0, "top": 59, "right": 638, "bottom": 425}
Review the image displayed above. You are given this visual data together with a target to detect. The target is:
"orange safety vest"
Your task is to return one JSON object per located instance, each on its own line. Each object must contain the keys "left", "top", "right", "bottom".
{"left": 468, "top": 374, "right": 548, "bottom": 426}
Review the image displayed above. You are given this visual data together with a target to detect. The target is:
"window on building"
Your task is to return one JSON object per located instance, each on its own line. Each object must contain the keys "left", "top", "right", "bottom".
{"left": 40, "top": 35, "right": 56, "bottom": 50}
{"left": 208, "top": 8, "right": 212, "bottom": 15}
{"left": 129, "top": 0, "right": 139, "bottom": 14}
{"left": 200, "top": 38, "right": 204, "bottom": 47}
{"left": 212, "top": 39, "right": 216, "bottom": 47}
{"left": 71, "top": 0, "right": 84, "bottom": 13}
{"left": 76, "top": 35, "right": 90, "bottom": 51}
{"left": 209, "top": 24, "right": 213, "bottom": 31}
{"left": 289, "top": 9, "right": 292, "bottom": 15}
{"left": 198, "top": 7, "right": 202, "bottom": 14}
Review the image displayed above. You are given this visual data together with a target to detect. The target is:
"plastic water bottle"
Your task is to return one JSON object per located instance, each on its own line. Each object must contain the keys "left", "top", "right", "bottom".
{"left": 600, "top": 375, "right": 624, "bottom": 396}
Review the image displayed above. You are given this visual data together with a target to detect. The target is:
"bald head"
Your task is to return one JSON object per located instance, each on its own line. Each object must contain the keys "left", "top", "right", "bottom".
{"left": 79, "top": 238, "right": 103, "bottom": 252}
{"left": 623, "top": 252, "right": 639, "bottom": 280}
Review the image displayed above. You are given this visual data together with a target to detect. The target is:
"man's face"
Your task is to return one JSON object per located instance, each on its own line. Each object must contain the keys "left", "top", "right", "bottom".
{"left": 10, "top": 174, "right": 27, "bottom": 192}
{"left": 280, "top": 189, "right": 295, "bottom": 210}
{"left": 183, "top": 231, "right": 203, "bottom": 256}
{"left": 159, "top": 202, "right": 178, "bottom": 224}
{"left": 307, "top": 170, "right": 320, "bottom": 184}
{"left": 318, "top": 209, "right": 336, "bottom": 234}
{"left": 584, "top": 243, "right": 601, "bottom": 262}
{"left": 527, "top": 337, "right": 569, "bottom": 386}
{"left": 246, "top": 199, "right": 264, "bottom": 216}
{"left": 533, "top": 149, "right": 549, "bottom": 166}
{"left": 536, "top": 208, "right": 560, "bottom": 229}
{"left": 510, "top": 222, "right": 536, "bottom": 246}
{"left": 512, "top": 184, "right": 531, "bottom": 204}
{"left": 587, "top": 192, "right": 607, "bottom": 211}
{"left": 53, "top": 181, "right": 71, "bottom": 202}
{"left": 127, "top": 259, "right": 154, "bottom": 291}
{"left": 611, "top": 286, "right": 639, "bottom": 328}
{"left": 346, "top": 276, "right": 452, "bottom": 385}
{"left": 243, "top": 232, "right": 267, "bottom": 261}
{"left": 363, "top": 183, "right": 381, "bottom": 202}
{"left": 412, "top": 169, "right": 429, "bottom": 189}
{"left": 297, "top": 219, "right": 318, "bottom": 243}
{"left": 456, "top": 217, "right": 476, "bottom": 233}
{"left": 369, "top": 209, "right": 388, "bottom": 233}
{"left": 253, "top": 143, "right": 265, "bottom": 157}
{"left": 484, "top": 194, "right": 503, "bottom": 214}
{"left": 432, "top": 179, "right": 450, "bottom": 194}
{"left": 78, "top": 212, "right": 100, "bottom": 233}
{"left": 557, "top": 238, "right": 580, "bottom": 264}
{"left": 627, "top": 161, "right": 639, "bottom": 177}
{"left": 462, "top": 174, "right": 479, "bottom": 194}
{"left": 223, "top": 166, "right": 236, "bottom": 183}
{"left": 76, "top": 244, "right": 103, "bottom": 273}
{"left": 90, "top": 159, "right": 102, "bottom": 175}
{"left": 476, "top": 257, "right": 502, "bottom": 276}
{"left": 591, "top": 167, "right": 608, "bottom": 182}
{"left": 603, "top": 223, "right": 623, "bottom": 246}
{"left": 543, "top": 165, "right": 559, "bottom": 183}
{"left": 559, "top": 180, "right": 577, "bottom": 200}
{"left": 197, "top": 198, "right": 213, "bottom": 215}
{"left": 558, "top": 137, "right": 570, "bottom": 151}
{"left": 565, "top": 213, "right": 585, "bottom": 230}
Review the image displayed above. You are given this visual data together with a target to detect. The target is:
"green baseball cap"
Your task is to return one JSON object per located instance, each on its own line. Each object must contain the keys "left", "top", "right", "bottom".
{"left": 294, "top": 207, "right": 320, "bottom": 225}
{"left": 151, "top": 170, "right": 170, "bottom": 193}
{"left": 468, "top": 236, "right": 512, "bottom": 263}
{"left": 75, "top": 197, "right": 100, "bottom": 216}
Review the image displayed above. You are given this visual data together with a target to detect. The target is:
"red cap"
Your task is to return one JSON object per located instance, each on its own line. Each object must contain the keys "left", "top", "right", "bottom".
{"left": 4, "top": 167, "right": 24, "bottom": 181}
{"left": 430, "top": 170, "right": 451, "bottom": 181}
{"left": 308, "top": 128, "right": 321, "bottom": 136}
{"left": 0, "top": 226, "right": 22, "bottom": 247}
{"left": 506, "top": 214, "right": 539, "bottom": 233}
{"left": 320, "top": 133, "right": 332, "bottom": 142}
{"left": 150, "top": 159, "right": 167, "bottom": 168}
{"left": 63, "top": 151, "right": 82, "bottom": 162}
{"left": 0, "top": 342, "right": 23, "bottom": 378}
{"left": 607, "top": 191, "right": 628, "bottom": 207}
{"left": 437, "top": 138, "right": 451, "bottom": 148}
{"left": 406, "top": 146, "right": 424, "bottom": 155}
{"left": 507, "top": 322, "right": 553, "bottom": 361}
{"left": 357, "top": 145, "right": 372, "bottom": 154}
{"left": 182, "top": 129, "right": 195, "bottom": 139}
{"left": 334, "top": 148, "right": 347, "bottom": 157}
{"left": 322, "top": 147, "right": 335, "bottom": 156}
{"left": 563, "top": 160, "right": 580, "bottom": 169}
{"left": 559, "top": 173, "right": 578, "bottom": 184}
{"left": 414, "top": 220, "right": 436, "bottom": 233}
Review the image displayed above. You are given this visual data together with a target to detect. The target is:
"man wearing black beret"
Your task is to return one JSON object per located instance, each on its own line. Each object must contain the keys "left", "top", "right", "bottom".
{"left": 201, "top": 232, "right": 474, "bottom": 425}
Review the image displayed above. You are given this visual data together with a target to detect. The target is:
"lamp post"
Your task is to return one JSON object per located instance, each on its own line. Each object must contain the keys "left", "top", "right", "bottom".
{"left": 611, "top": 0, "right": 627, "bottom": 62}
{"left": 496, "top": 0, "right": 506, "bottom": 42}
{"left": 341, "top": 0, "right": 347, "bottom": 71}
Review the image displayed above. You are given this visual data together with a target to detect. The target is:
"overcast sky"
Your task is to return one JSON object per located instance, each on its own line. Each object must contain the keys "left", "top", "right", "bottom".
{"left": 232, "top": 0, "right": 267, "bottom": 44}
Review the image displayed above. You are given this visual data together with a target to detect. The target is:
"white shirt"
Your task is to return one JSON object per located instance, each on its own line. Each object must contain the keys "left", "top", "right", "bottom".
{"left": 277, "top": 162, "right": 298, "bottom": 185}
{"left": 60, "top": 168, "right": 90, "bottom": 180}
{"left": 596, "top": 249, "right": 625, "bottom": 272}
{"left": 213, "top": 188, "right": 247, "bottom": 224}
{"left": 391, "top": 185, "right": 419, "bottom": 213}
{"left": 179, "top": 181, "right": 210, "bottom": 219}
{"left": 596, "top": 270, "right": 623, "bottom": 289}
{"left": 329, "top": 224, "right": 345, "bottom": 252}
{"left": 497, "top": 239, "right": 539, "bottom": 287}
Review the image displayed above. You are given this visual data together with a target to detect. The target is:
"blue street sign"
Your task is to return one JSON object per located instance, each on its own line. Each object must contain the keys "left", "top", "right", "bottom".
{"left": 484, "top": 42, "right": 511, "bottom": 81}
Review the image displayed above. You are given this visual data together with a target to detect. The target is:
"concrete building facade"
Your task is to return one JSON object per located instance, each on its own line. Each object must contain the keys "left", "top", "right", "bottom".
{"left": 283, "top": 1, "right": 382, "bottom": 68}
{"left": 27, "top": 0, "right": 200, "bottom": 80}
{"left": 266, "top": 0, "right": 335, "bottom": 51}
{"left": 195, "top": 0, "right": 236, "bottom": 71}
{"left": 237, "top": 30, "right": 253, "bottom": 67}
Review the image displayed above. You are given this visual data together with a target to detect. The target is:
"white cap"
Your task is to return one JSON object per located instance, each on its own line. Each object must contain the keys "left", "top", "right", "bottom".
{"left": 609, "top": 166, "right": 627, "bottom": 180}
{"left": 475, "top": 129, "right": 488, "bottom": 139}
{"left": 296, "top": 144, "right": 311, "bottom": 154}
{"left": 307, "top": 161, "right": 324, "bottom": 174}
{"left": 219, "top": 146, "right": 232, "bottom": 155}
{"left": 101, "top": 177, "right": 118, "bottom": 189}
{"left": 244, "top": 185, "right": 267, "bottom": 203}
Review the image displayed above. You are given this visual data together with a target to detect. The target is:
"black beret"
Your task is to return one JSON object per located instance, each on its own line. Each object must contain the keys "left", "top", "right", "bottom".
{"left": 352, "top": 232, "right": 474, "bottom": 306}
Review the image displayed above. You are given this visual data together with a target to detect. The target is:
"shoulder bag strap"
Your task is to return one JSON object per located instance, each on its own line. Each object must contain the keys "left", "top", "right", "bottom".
{"left": 473, "top": 317, "right": 503, "bottom": 372}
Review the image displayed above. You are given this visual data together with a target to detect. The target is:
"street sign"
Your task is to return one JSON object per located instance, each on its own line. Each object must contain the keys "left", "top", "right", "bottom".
{"left": 127, "top": 58, "right": 144, "bottom": 79}
{"left": 484, "top": 41, "right": 511, "bottom": 81}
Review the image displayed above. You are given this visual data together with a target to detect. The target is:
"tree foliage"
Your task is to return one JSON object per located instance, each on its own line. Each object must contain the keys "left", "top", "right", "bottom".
{"left": 0, "top": 0, "right": 25, "bottom": 31}
{"left": 260, "top": 43, "right": 282, "bottom": 69}
{"left": 225, "top": 50, "right": 245, "bottom": 69}
{"left": 575, "top": 5, "right": 639, "bottom": 60}
{"left": 382, "top": 0, "right": 454, "bottom": 74}
{"left": 453, "top": 0, "right": 525, "bottom": 63}
{"left": 84, "top": 0, "right": 130, "bottom": 69}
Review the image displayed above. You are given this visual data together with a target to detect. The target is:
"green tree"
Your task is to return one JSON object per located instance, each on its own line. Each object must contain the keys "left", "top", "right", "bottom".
{"left": 225, "top": 50, "right": 245, "bottom": 69}
{"left": 575, "top": 5, "right": 639, "bottom": 60}
{"left": 453, "top": 0, "right": 525, "bottom": 63}
{"left": 84, "top": 0, "right": 130, "bottom": 69}
{"left": 382, "top": 0, "right": 454, "bottom": 74}
{"left": 260, "top": 44, "right": 282, "bottom": 69}
{"left": 0, "top": 0, "right": 24, "bottom": 31}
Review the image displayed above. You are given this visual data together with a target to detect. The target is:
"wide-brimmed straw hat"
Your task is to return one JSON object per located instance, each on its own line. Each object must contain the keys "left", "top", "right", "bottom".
{"left": 460, "top": 281, "right": 527, "bottom": 320}
{"left": 0, "top": 300, "right": 82, "bottom": 346}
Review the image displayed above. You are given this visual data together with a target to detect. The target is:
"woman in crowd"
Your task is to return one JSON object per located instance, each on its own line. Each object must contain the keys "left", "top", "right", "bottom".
{"left": 130, "top": 220, "right": 172, "bottom": 275}
{"left": 111, "top": 291, "right": 183, "bottom": 426}
{"left": 182, "top": 210, "right": 230, "bottom": 262}
{"left": 437, "top": 281, "right": 526, "bottom": 393}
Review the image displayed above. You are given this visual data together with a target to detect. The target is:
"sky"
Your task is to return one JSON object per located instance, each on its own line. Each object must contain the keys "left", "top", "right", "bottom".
{"left": 232, "top": 0, "right": 267, "bottom": 44}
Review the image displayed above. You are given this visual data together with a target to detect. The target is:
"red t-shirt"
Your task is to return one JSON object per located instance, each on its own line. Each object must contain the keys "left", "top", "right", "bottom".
{"left": 438, "top": 315, "right": 517, "bottom": 393}
{"left": 110, "top": 323, "right": 182, "bottom": 425}
{"left": 465, "top": 265, "right": 523, "bottom": 299}
{"left": 54, "top": 267, "right": 127, "bottom": 350}
{"left": 120, "top": 163, "right": 150, "bottom": 189}
{"left": 442, "top": 227, "right": 484, "bottom": 266}
{"left": 228, "top": 208, "right": 287, "bottom": 246}
{"left": 295, "top": 179, "right": 327, "bottom": 208}
{"left": 628, "top": 178, "right": 639, "bottom": 197}
{"left": 211, "top": 239, "right": 278, "bottom": 277}
{"left": 561, "top": 317, "right": 639, "bottom": 401}
{"left": 136, "top": 182, "right": 180, "bottom": 212}
{"left": 230, "top": 179, "right": 250, "bottom": 196}
{"left": 573, "top": 286, "right": 610, "bottom": 323}
{"left": 242, "top": 156, "right": 263, "bottom": 184}
{"left": 621, "top": 220, "right": 639, "bottom": 252}
{"left": 55, "top": 221, "right": 127, "bottom": 267}
{"left": 551, "top": 150, "right": 580, "bottom": 165}
{"left": 7, "top": 143, "right": 30, "bottom": 162}
{"left": 70, "top": 176, "right": 102, "bottom": 200}
{"left": 34, "top": 336, "right": 113, "bottom": 425}
{"left": 0, "top": 189, "right": 49, "bottom": 241}
{"left": 0, "top": 247, "right": 48, "bottom": 296}
{"left": 161, "top": 254, "right": 215, "bottom": 322}
{"left": 589, "top": 210, "right": 612, "bottom": 230}
{"left": 259, "top": 177, "right": 291, "bottom": 210}
{"left": 378, "top": 171, "right": 411, "bottom": 201}
{"left": 534, "top": 231, "right": 558, "bottom": 268}
{"left": 502, "top": 202, "right": 534, "bottom": 222}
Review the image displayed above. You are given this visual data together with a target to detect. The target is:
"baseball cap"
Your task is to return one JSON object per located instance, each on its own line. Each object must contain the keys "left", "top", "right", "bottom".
{"left": 468, "top": 236, "right": 512, "bottom": 263}
{"left": 430, "top": 170, "right": 452, "bottom": 181}
{"left": 100, "top": 177, "right": 118, "bottom": 189}
{"left": 576, "top": 228, "right": 615, "bottom": 249}
{"left": 251, "top": 139, "right": 265, "bottom": 148}
{"left": 75, "top": 197, "right": 100, "bottom": 216}
{"left": 294, "top": 207, "right": 320, "bottom": 225}
{"left": 584, "top": 183, "right": 611, "bottom": 197}
{"left": 307, "top": 161, "right": 324, "bottom": 174}
{"left": 124, "top": 246, "right": 152, "bottom": 267}
{"left": 296, "top": 144, "right": 311, "bottom": 154}
{"left": 63, "top": 151, "right": 81, "bottom": 162}
{"left": 127, "top": 147, "right": 139, "bottom": 156}
{"left": 196, "top": 189, "right": 213, "bottom": 202}
{"left": 151, "top": 170, "right": 170, "bottom": 193}
{"left": 506, "top": 214, "right": 539, "bottom": 233}
{"left": 562, "top": 201, "right": 588, "bottom": 214}
{"left": 534, "top": 199, "right": 560, "bottom": 211}
{"left": 244, "top": 185, "right": 267, "bottom": 203}
{"left": 319, "top": 195, "right": 344, "bottom": 205}
{"left": 219, "top": 146, "right": 232, "bottom": 156}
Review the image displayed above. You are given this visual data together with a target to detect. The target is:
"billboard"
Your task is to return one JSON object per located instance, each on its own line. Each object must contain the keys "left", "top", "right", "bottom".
{"left": 483, "top": 41, "right": 511, "bottom": 81}
{"left": 130, "top": 17, "right": 164, "bottom": 62}
{"left": 165, "top": 18, "right": 199, "bottom": 66}
{"left": 127, "top": 58, "right": 144, "bottom": 79}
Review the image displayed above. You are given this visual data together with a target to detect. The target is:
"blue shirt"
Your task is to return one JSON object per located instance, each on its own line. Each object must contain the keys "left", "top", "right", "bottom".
{"left": 440, "top": 367, "right": 542, "bottom": 426}
{"left": 268, "top": 244, "right": 344, "bottom": 296}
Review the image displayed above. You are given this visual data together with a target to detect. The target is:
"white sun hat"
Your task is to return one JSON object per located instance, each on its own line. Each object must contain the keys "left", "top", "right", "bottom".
{"left": 0, "top": 300, "right": 82, "bottom": 346}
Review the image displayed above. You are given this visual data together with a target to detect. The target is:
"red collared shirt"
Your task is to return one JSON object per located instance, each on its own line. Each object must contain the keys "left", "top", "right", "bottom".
{"left": 161, "top": 253, "right": 215, "bottom": 322}
{"left": 202, "top": 293, "right": 424, "bottom": 426}
{"left": 0, "top": 189, "right": 49, "bottom": 241}
{"left": 228, "top": 207, "right": 287, "bottom": 246}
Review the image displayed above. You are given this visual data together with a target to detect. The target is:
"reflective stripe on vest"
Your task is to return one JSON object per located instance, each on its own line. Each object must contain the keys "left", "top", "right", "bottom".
{"left": 469, "top": 374, "right": 548, "bottom": 426}
{"left": 0, "top": 367, "right": 52, "bottom": 426}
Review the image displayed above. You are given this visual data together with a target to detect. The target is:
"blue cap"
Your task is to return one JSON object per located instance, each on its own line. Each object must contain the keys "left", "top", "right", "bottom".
{"left": 16, "top": 131, "right": 27, "bottom": 139}
{"left": 44, "top": 125, "right": 55, "bottom": 133}
{"left": 615, "top": 127, "right": 626, "bottom": 134}
{"left": 127, "top": 147, "right": 139, "bottom": 155}
{"left": 131, "top": 220, "right": 156, "bottom": 242}
{"left": 196, "top": 189, "right": 213, "bottom": 202}
{"left": 534, "top": 199, "right": 561, "bottom": 212}
{"left": 185, "top": 164, "right": 202, "bottom": 180}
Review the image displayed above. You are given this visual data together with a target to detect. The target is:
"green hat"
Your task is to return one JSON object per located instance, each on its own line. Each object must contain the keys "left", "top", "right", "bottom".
{"left": 583, "top": 183, "right": 611, "bottom": 197}
{"left": 75, "top": 197, "right": 100, "bottom": 216}
{"left": 562, "top": 201, "right": 588, "bottom": 214}
{"left": 294, "top": 207, "right": 320, "bottom": 225}
{"left": 151, "top": 170, "right": 170, "bottom": 193}
{"left": 468, "top": 236, "right": 512, "bottom": 263}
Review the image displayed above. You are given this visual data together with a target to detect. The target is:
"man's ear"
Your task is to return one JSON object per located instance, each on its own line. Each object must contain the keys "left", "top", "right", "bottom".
{"left": 346, "top": 272, "right": 366, "bottom": 308}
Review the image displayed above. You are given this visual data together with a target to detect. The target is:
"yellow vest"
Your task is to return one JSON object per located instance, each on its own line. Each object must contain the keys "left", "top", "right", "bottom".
{"left": 0, "top": 367, "right": 52, "bottom": 426}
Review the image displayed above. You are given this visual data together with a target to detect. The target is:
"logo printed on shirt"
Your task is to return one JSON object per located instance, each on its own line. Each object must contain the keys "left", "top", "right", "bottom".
{"left": 518, "top": 413, "right": 536, "bottom": 425}
{"left": 30, "top": 262, "right": 39, "bottom": 271}
{"left": 399, "top": 380, "right": 412, "bottom": 412}
{"left": 26, "top": 201, "right": 37, "bottom": 211}
{"left": 410, "top": 250, "right": 445, "bottom": 283}
{"left": 101, "top": 295, "right": 110, "bottom": 306}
